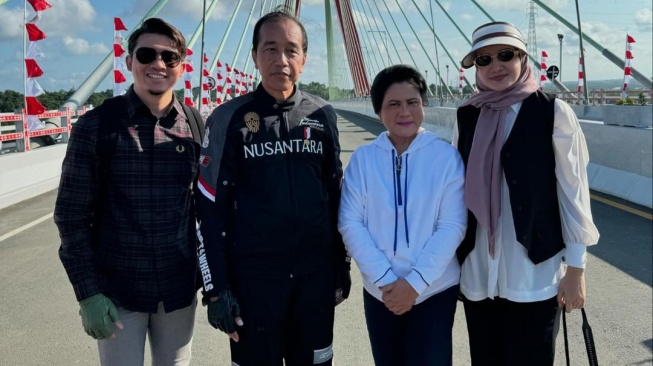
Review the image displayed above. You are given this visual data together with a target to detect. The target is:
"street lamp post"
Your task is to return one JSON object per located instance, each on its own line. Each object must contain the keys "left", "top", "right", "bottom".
{"left": 557, "top": 33, "right": 564, "bottom": 82}
{"left": 425, "top": 69, "right": 431, "bottom": 97}
{"left": 446, "top": 65, "right": 449, "bottom": 100}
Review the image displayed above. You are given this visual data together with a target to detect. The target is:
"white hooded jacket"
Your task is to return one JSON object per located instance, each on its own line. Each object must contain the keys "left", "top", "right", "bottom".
{"left": 338, "top": 129, "right": 467, "bottom": 304}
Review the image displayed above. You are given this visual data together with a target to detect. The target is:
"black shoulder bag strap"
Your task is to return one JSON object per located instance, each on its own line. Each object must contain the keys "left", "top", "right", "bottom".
{"left": 91, "top": 96, "right": 126, "bottom": 242}
{"left": 96, "top": 96, "right": 126, "bottom": 176}
{"left": 563, "top": 307, "right": 599, "bottom": 366}
{"left": 181, "top": 103, "right": 205, "bottom": 150}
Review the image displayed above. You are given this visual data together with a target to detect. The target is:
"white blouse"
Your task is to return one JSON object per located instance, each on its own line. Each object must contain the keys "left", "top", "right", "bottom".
{"left": 452, "top": 99, "right": 600, "bottom": 302}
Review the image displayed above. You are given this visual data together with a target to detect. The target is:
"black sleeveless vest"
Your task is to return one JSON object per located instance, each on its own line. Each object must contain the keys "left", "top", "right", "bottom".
{"left": 456, "top": 91, "right": 565, "bottom": 264}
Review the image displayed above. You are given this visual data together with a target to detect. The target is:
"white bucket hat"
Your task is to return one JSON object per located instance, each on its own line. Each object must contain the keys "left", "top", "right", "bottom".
{"left": 460, "top": 21, "right": 528, "bottom": 69}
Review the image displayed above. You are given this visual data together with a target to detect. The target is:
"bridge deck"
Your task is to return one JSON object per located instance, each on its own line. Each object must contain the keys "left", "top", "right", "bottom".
{"left": 0, "top": 111, "right": 651, "bottom": 365}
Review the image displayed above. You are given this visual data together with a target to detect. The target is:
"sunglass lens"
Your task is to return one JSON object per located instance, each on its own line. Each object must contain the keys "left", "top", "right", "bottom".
{"left": 135, "top": 47, "right": 157, "bottom": 64}
{"left": 475, "top": 55, "right": 491, "bottom": 67}
{"left": 497, "top": 50, "right": 516, "bottom": 62}
{"left": 160, "top": 50, "right": 181, "bottom": 67}
{"left": 134, "top": 48, "right": 181, "bottom": 67}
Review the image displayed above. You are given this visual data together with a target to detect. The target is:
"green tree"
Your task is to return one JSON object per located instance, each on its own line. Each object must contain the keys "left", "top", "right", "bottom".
{"left": 0, "top": 90, "right": 25, "bottom": 112}
{"left": 299, "top": 81, "right": 329, "bottom": 100}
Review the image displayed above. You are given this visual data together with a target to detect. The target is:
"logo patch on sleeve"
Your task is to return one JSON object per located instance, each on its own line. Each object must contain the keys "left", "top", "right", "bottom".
{"left": 199, "top": 154, "right": 211, "bottom": 167}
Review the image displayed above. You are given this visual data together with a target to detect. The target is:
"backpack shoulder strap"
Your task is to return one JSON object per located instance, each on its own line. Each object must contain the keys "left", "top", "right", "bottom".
{"left": 96, "top": 96, "right": 126, "bottom": 176}
{"left": 181, "top": 103, "right": 205, "bottom": 147}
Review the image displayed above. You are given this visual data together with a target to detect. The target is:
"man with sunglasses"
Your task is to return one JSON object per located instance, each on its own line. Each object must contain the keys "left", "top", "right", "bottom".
{"left": 55, "top": 18, "right": 202, "bottom": 365}
{"left": 195, "top": 7, "right": 350, "bottom": 366}
{"left": 452, "top": 21, "right": 599, "bottom": 366}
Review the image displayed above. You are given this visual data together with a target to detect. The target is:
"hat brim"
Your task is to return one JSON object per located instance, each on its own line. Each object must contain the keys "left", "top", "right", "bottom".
{"left": 461, "top": 37, "right": 528, "bottom": 69}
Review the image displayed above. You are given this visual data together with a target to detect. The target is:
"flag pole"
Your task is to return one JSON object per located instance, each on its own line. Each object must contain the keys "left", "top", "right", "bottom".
{"left": 622, "top": 36, "right": 627, "bottom": 99}
{"left": 197, "top": 0, "right": 207, "bottom": 106}
{"left": 574, "top": 0, "right": 589, "bottom": 104}
{"left": 23, "top": 0, "right": 28, "bottom": 117}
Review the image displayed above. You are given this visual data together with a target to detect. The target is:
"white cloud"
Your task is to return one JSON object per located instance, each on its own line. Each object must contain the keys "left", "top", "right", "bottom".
{"left": 33, "top": 0, "right": 97, "bottom": 36}
{"left": 0, "top": 5, "right": 25, "bottom": 41}
{"left": 302, "top": 0, "right": 324, "bottom": 6}
{"left": 460, "top": 13, "right": 475, "bottom": 22}
{"left": 477, "top": 0, "right": 567, "bottom": 12}
{"left": 62, "top": 36, "right": 109, "bottom": 55}
{"left": 634, "top": 8, "right": 652, "bottom": 27}
{"left": 0, "top": 0, "right": 98, "bottom": 42}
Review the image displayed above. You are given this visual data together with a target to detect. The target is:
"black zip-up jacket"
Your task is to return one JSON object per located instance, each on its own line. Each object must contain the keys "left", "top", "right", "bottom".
{"left": 196, "top": 85, "right": 347, "bottom": 297}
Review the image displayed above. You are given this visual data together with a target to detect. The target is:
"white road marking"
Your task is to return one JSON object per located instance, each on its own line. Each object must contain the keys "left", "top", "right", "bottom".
{"left": 0, "top": 212, "right": 53, "bottom": 243}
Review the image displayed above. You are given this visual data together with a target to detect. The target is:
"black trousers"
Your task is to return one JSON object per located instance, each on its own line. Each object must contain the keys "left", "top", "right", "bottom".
{"left": 363, "top": 285, "right": 459, "bottom": 366}
{"left": 230, "top": 270, "right": 335, "bottom": 366}
{"left": 462, "top": 295, "right": 561, "bottom": 366}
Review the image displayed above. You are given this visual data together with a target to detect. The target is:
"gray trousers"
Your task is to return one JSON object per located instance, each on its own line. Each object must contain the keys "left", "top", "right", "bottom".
{"left": 98, "top": 298, "right": 197, "bottom": 366}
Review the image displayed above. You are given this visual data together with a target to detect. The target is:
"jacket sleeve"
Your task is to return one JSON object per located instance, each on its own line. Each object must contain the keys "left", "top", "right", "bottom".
{"left": 54, "top": 113, "right": 101, "bottom": 301}
{"left": 195, "top": 110, "right": 237, "bottom": 298}
{"left": 552, "top": 99, "right": 599, "bottom": 269}
{"left": 322, "top": 104, "right": 350, "bottom": 270}
{"left": 405, "top": 148, "right": 467, "bottom": 295}
{"left": 338, "top": 149, "right": 398, "bottom": 286}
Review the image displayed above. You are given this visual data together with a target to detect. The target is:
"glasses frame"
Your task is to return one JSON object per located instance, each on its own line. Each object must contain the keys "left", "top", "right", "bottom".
{"left": 133, "top": 47, "right": 182, "bottom": 68}
{"left": 474, "top": 48, "right": 520, "bottom": 67}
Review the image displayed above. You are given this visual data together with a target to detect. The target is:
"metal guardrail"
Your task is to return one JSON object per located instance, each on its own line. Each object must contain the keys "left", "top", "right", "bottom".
{"left": 554, "top": 89, "right": 653, "bottom": 105}
{"left": 0, "top": 106, "right": 89, "bottom": 153}
{"left": 417, "top": 88, "right": 653, "bottom": 105}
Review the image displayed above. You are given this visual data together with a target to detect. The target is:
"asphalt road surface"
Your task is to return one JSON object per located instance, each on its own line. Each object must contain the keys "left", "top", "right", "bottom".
{"left": 0, "top": 110, "right": 651, "bottom": 365}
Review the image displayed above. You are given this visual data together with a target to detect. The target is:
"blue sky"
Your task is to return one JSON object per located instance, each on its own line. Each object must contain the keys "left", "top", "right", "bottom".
{"left": 0, "top": 0, "right": 651, "bottom": 93}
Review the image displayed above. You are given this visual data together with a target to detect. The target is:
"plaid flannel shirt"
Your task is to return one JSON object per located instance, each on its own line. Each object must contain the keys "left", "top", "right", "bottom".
{"left": 55, "top": 86, "right": 199, "bottom": 313}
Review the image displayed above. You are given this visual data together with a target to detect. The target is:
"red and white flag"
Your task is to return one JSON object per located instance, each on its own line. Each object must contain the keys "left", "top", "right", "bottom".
{"left": 184, "top": 48, "right": 194, "bottom": 107}
{"left": 24, "top": 0, "right": 52, "bottom": 133}
{"left": 233, "top": 68, "right": 240, "bottom": 95}
{"left": 26, "top": 0, "right": 51, "bottom": 12}
{"left": 114, "top": 17, "right": 127, "bottom": 31}
{"left": 458, "top": 68, "right": 464, "bottom": 97}
{"left": 200, "top": 53, "right": 211, "bottom": 116}
{"left": 622, "top": 34, "right": 635, "bottom": 98}
{"left": 215, "top": 59, "right": 223, "bottom": 105}
{"left": 539, "top": 50, "right": 548, "bottom": 90}
{"left": 113, "top": 17, "right": 128, "bottom": 96}
{"left": 577, "top": 50, "right": 584, "bottom": 94}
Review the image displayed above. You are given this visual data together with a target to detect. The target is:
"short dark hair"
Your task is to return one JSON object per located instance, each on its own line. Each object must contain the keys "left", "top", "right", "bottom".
{"left": 370, "top": 65, "right": 429, "bottom": 114}
{"left": 128, "top": 17, "right": 187, "bottom": 59}
{"left": 252, "top": 6, "right": 308, "bottom": 54}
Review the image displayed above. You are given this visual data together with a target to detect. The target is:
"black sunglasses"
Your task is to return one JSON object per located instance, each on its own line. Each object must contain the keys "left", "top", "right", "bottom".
{"left": 474, "top": 49, "right": 519, "bottom": 67}
{"left": 134, "top": 47, "right": 182, "bottom": 68}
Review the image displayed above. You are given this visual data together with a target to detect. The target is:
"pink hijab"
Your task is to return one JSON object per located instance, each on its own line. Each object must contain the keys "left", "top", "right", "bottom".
{"left": 459, "top": 54, "right": 539, "bottom": 257}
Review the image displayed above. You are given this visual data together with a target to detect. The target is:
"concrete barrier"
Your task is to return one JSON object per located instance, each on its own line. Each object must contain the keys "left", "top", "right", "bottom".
{"left": 0, "top": 144, "right": 66, "bottom": 210}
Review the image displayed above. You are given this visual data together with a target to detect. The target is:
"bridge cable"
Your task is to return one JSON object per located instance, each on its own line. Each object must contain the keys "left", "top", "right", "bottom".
{"left": 429, "top": 0, "right": 441, "bottom": 99}
{"left": 359, "top": 0, "right": 392, "bottom": 67}
{"left": 367, "top": 0, "right": 403, "bottom": 65}
{"left": 350, "top": 0, "right": 384, "bottom": 79}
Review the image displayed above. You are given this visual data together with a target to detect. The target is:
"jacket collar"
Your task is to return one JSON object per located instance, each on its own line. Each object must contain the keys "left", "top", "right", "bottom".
{"left": 254, "top": 84, "right": 302, "bottom": 112}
